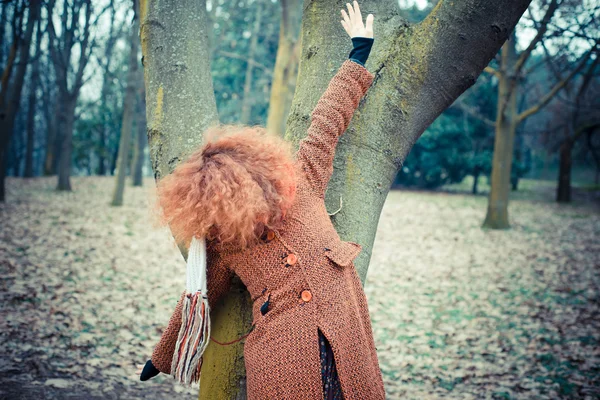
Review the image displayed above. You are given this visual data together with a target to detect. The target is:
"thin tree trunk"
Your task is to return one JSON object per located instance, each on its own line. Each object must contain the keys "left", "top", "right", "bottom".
{"left": 57, "top": 97, "right": 75, "bottom": 191}
{"left": 0, "top": 149, "right": 5, "bottom": 200}
{"left": 112, "top": 11, "right": 140, "bottom": 206}
{"left": 98, "top": 1, "right": 120, "bottom": 176}
{"left": 43, "top": 97, "right": 59, "bottom": 175}
{"left": 483, "top": 36, "right": 517, "bottom": 229}
{"left": 25, "top": 18, "right": 43, "bottom": 178}
{"left": 239, "top": 0, "right": 263, "bottom": 124}
{"left": 44, "top": 107, "right": 60, "bottom": 176}
{"left": 24, "top": 93, "right": 37, "bottom": 178}
{"left": 589, "top": 131, "right": 600, "bottom": 185}
{"left": 132, "top": 69, "right": 146, "bottom": 187}
{"left": 556, "top": 124, "right": 600, "bottom": 203}
{"left": 0, "top": 2, "right": 6, "bottom": 66}
{"left": 556, "top": 138, "right": 572, "bottom": 203}
{"left": 265, "top": 0, "right": 302, "bottom": 136}
{"left": 472, "top": 169, "right": 480, "bottom": 195}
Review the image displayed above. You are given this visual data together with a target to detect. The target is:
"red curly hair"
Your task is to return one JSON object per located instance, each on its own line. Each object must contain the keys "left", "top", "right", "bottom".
{"left": 156, "top": 124, "right": 298, "bottom": 250}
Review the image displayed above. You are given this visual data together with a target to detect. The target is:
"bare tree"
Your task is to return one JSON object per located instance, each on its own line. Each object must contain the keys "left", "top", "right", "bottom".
{"left": 482, "top": 0, "right": 598, "bottom": 228}
{"left": 0, "top": 0, "right": 40, "bottom": 201}
{"left": 97, "top": 0, "right": 126, "bottom": 176}
{"left": 47, "top": 0, "right": 103, "bottom": 191}
{"left": 556, "top": 55, "right": 600, "bottom": 202}
{"left": 111, "top": 1, "right": 140, "bottom": 206}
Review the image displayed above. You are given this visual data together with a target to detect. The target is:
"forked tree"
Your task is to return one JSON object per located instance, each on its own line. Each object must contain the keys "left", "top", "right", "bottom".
{"left": 139, "top": 0, "right": 531, "bottom": 397}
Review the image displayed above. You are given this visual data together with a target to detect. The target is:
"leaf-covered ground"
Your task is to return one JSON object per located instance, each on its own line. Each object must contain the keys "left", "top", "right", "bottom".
{"left": 1, "top": 176, "right": 598, "bottom": 399}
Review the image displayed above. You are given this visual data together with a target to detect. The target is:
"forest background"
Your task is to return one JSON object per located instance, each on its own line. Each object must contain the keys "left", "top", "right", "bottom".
{"left": 1, "top": 0, "right": 599, "bottom": 399}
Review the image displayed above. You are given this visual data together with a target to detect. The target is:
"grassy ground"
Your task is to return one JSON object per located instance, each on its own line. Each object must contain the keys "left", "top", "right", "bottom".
{"left": 1, "top": 176, "right": 598, "bottom": 399}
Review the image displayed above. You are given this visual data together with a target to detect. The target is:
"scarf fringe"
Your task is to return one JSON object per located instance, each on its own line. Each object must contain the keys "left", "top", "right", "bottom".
{"left": 171, "top": 290, "right": 211, "bottom": 385}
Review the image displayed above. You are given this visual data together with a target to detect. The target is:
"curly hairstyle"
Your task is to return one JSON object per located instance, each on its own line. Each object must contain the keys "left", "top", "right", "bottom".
{"left": 156, "top": 123, "right": 298, "bottom": 250}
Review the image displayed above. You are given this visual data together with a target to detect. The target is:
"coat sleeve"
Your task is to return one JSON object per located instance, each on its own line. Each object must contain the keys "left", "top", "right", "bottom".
{"left": 295, "top": 59, "right": 374, "bottom": 198}
{"left": 150, "top": 253, "right": 234, "bottom": 374}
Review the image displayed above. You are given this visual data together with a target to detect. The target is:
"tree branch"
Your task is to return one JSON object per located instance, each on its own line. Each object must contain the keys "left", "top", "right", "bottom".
{"left": 484, "top": 66, "right": 499, "bottom": 76}
{"left": 513, "top": 0, "right": 560, "bottom": 74}
{"left": 455, "top": 99, "right": 496, "bottom": 127}
{"left": 217, "top": 50, "right": 272, "bottom": 75}
{"left": 517, "top": 46, "right": 597, "bottom": 122}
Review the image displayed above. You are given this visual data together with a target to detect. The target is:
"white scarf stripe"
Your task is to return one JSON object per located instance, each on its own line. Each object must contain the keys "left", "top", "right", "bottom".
{"left": 186, "top": 236, "right": 207, "bottom": 294}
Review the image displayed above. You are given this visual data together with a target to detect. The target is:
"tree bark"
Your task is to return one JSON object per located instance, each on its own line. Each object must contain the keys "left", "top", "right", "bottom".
{"left": 239, "top": 0, "right": 263, "bottom": 124}
{"left": 112, "top": 8, "right": 140, "bottom": 206}
{"left": 265, "top": 0, "right": 302, "bottom": 136}
{"left": 286, "top": 0, "right": 530, "bottom": 279}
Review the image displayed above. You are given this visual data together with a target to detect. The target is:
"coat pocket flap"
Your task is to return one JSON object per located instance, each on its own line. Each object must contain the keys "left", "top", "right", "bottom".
{"left": 324, "top": 240, "right": 362, "bottom": 267}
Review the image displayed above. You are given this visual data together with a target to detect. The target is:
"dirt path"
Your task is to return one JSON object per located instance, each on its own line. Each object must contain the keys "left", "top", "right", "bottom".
{"left": 1, "top": 177, "right": 599, "bottom": 399}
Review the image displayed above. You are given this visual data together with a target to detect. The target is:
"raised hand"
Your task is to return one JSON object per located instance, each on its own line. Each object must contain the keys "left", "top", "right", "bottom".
{"left": 341, "top": 1, "right": 374, "bottom": 39}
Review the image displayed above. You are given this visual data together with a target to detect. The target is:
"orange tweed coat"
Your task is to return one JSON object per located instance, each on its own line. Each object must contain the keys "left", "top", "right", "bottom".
{"left": 151, "top": 59, "right": 385, "bottom": 399}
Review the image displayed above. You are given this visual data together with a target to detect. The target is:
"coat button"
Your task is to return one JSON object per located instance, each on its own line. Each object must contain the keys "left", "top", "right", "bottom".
{"left": 266, "top": 230, "right": 276, "bottom": 241}
{"left": 286, "top": 253, "right": 298, "bottom": 266}
{"left": 301, "top": 290, "right": 312, "bottom": 302}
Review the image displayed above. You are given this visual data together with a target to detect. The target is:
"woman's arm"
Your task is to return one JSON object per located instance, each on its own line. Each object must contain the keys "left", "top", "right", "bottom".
{"left": 295, "top": 1, "right": 375, "bottom": 198}
{"left": 140, "top": 252, "right": 234, "bottom": 380}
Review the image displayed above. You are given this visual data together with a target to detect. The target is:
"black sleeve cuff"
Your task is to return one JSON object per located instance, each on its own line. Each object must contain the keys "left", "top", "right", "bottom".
{"left": 348, "top": 37, "right": 374, "bottom": 66}
{"left": 140, "top": 359, "right": 160, "bottom": 381}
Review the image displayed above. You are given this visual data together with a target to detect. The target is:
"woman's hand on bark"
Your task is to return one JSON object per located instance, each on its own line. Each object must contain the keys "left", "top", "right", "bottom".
{"left": 341, "top": 1, "right": 374, "bottom": 39}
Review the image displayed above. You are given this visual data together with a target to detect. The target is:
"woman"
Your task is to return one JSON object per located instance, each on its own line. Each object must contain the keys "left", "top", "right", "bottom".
{"left": 138, "top": 2, "right": 383, "bottom": 398}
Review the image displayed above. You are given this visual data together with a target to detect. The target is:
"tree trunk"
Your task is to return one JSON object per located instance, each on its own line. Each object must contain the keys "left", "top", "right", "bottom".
{"left": 0, "top": 0, "right": 40, "bottom": 200}
{"left": 483, "top": 36, "right": 518, "bottom": 229}
{"left": 265, "top": 0, "right": 302, "bottom": 136}
{"left": 141, "top": 0, "right": 531, "bottom": 398}
{"left": 239, "top": 0, "right": 263, "bottom": 124}
{"left": 97, "top": 1, "right": 120, "bottom": 176}
{"left": 44, "top": 104, "right": 59, "bottom": 176}
{"left": 25, "top": 19, "right": 43, "bottom": 178}
{"left": 47, "top": 0, "right": 94, "bottom": 190}
{"left": 57, "top": 97, "right": 76, "bottom": 191}
{"left": 556, "top": 139, "right": 572, "bottom": 203}
{"left": 132, "top": 70, "right": 146, "bottom": 187}
{"left": 24, "top": 81, "right": 37, "bottom": 178}
{"left": 511, "top": 176, "right": 519, "bottom": 191}
{"left": 140, "top": 1, "right": 252, "bottom": 398}
{"left": 472, "top": 169, "right": 480, "bottom": 195}
{"left": 112, "top": 12, "right": 140, "bottom": 206}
